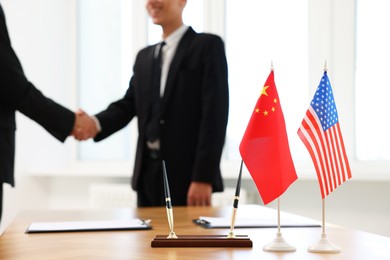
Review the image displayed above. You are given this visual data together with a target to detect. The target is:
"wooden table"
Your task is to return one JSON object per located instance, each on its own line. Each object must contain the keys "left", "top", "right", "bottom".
{"left": 0, "top": 206, "right": 389, "bottom": 259}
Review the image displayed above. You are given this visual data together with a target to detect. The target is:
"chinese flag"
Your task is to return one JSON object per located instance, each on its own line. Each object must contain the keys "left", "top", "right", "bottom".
{"left": 240, "top": 71, "right": 297, "bottom": 205}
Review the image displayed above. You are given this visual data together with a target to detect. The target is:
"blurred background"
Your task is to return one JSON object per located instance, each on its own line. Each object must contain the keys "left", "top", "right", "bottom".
{"left": 1, "top": 0, "right": 389, "bottom": 237}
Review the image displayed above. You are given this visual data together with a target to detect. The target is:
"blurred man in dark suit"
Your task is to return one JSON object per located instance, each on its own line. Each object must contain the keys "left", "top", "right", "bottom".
{"left": 76, "top": 0, "right": 229, "bottom": 207}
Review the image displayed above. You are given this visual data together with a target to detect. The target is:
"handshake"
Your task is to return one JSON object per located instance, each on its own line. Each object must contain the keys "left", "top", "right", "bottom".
{"left": 71, "top": 109, "right": 100, "bottom": 141}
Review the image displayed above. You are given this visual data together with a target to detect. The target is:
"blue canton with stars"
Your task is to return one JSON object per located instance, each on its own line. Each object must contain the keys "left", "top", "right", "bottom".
{"left": 310, "top": 72, "right": 339, "bottom": 131}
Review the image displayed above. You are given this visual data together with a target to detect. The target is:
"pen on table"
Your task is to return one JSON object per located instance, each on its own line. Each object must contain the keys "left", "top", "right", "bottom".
{"left": 162, "top": 160, "right": 178, "bottom": 239}
{"left": 227, "top": 160, "right": 243, "bottom": 239}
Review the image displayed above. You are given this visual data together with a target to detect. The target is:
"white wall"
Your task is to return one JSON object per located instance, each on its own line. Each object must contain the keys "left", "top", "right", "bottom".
{"left": 2, "top": 0, "right": 77, "bottom": 170}
{"left": 1, "top": 0, "right": 78, "bottom": 233}
{"left": 1, "top": 0, "right": 389, "bottom": 239}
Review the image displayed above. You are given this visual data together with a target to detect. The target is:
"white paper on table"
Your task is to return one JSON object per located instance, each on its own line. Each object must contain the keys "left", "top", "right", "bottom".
{"left": 26, "top": 219, "right": 151, "bottom": 233}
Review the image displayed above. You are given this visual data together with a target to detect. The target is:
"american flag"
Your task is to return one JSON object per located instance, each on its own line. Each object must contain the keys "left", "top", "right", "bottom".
{"left": 298, "top": 71, "right": 352, "bottom": 198}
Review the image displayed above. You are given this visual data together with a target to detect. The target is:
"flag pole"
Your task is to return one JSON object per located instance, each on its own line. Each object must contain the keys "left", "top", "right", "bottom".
{"left": 307, "top": 198, "right": 341, "bottom": 253}
{"left": 322, "top": 198, "right": 325, "bottom": 234}
{"left": 263, "top": 197, "right": 296, "bottom": 252}
{"left": 277, "top": 198, "right": 281, "bottom": 234}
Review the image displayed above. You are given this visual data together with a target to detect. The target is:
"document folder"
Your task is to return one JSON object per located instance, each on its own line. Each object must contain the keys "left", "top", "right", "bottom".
{"left": 193, "top": 205, "right": 321, "bottom": 229}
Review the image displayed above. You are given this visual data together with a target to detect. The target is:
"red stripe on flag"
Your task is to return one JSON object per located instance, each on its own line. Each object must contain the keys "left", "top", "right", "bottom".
{"left": 299, "top": 106, "right": 351, "bottom": 198}
{"left": 299, "top": 108, "right": 329, "bottom": 197}
{"left": 311, "top": 111, "right": 334, "bottom": 194}
{"left": 324, "top": 128, "right": 337, "bottom": 189}
{"left": 335, "top": 123, "right": 352, "bottom": 181}
{"left": 298, "top": 125, "right": 326, "bottom": 198}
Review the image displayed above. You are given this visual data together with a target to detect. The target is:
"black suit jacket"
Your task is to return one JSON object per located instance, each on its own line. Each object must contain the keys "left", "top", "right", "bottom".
{"left": 0, "top": 5, "right": 75, "bottom": 186}
{"left": 95, "top": 27, "right": 229, "bottom": 196}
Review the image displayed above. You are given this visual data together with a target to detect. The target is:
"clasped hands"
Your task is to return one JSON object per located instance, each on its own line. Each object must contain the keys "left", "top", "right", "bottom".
{"left": 71, "top": 109, "right": 99, "bottom": 141}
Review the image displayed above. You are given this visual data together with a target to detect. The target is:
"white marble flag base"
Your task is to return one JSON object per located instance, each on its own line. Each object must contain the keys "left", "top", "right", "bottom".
{"left": 263, "top": 232, "right": 296, "bottom": 252}
{"left": 308, "top": 233, "right": 341, "bottom": 253}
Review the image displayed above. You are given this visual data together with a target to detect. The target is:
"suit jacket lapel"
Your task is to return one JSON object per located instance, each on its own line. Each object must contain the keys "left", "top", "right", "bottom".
{"left": 160, "top": 27, "right": 196, "bottom": 112}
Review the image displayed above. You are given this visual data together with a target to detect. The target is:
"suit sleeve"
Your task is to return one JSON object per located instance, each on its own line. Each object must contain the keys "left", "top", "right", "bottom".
{"left": 93, "top": 78, "right": 136, "bottom": 141}
{"left": 0, "top": 9, "right": 75, "bottom": 142}
{"left": 192, "top": 36, "right": 229, "bottom": 184}
{"left": 16, "top": 82, "right": 75, "bottom": 142}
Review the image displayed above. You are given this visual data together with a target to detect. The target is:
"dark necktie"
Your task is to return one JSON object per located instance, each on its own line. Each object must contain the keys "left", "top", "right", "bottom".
{"left": 146, "top": 41, "right": 165, "bottom": 143}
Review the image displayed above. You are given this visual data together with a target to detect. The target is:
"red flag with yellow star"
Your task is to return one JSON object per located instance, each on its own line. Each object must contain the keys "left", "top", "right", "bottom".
{"left": 239, "top": 70, "right": 297, "bottom": 204}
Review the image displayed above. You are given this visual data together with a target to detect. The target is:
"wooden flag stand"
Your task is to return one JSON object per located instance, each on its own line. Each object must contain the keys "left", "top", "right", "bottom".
{"left": 151, "top": 160, "right": 252, "bottom": 248}
{"left": 151, "top": 235, "right": 252, "bottom": 248}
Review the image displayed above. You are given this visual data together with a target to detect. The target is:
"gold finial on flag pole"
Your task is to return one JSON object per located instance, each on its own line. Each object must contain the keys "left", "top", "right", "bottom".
{"left": 324, "top": 60, "right": 328, "bottom": 72}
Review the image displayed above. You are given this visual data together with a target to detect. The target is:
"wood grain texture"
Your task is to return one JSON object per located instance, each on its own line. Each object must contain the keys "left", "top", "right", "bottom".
{"left": 0, "top": 206, "right": 389, "bottom": 259}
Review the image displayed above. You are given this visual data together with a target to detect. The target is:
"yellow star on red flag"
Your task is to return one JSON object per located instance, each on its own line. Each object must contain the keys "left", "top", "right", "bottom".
{"left": 261, "top": 85, "right": 269, "bottom": 96}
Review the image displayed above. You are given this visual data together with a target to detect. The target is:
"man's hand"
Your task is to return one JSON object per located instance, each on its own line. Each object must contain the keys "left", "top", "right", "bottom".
{"left": 72, "top": 109, "right": 99, "bottom": 141}
{"left": 187, "top": 182, "right": 212, "bottom": 206}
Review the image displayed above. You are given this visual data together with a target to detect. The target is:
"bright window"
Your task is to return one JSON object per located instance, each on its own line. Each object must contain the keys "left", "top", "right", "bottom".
{"left": 225, "top": 0, "right": 309, "bottom": 163}
{"left": 77, "top": 0, "right": 132, "bottom": 161}
{"left": 355, "top": 0, "right": 390, "bottom": 160}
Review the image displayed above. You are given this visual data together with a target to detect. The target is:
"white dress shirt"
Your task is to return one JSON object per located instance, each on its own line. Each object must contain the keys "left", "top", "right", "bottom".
{"left": 159, "top": 24, "right": 189, "bottom": 96}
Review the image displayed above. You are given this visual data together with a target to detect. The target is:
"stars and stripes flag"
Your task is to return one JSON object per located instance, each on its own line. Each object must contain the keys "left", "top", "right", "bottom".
{"left": 298, "top": 71, "right": 352, "bottom": 198}
{"left": 240, "top": 70, "right": 297, "bottom": 205}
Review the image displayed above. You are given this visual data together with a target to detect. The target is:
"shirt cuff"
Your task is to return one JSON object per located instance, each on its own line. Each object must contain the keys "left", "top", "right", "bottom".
{"left": 91, "top": 116, "right": 102, "bottom": 133}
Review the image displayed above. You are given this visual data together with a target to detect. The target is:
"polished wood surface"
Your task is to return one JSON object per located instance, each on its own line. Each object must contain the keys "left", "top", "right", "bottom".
{"left": 0, "top": 206, "right": 389, "bottom": 259}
